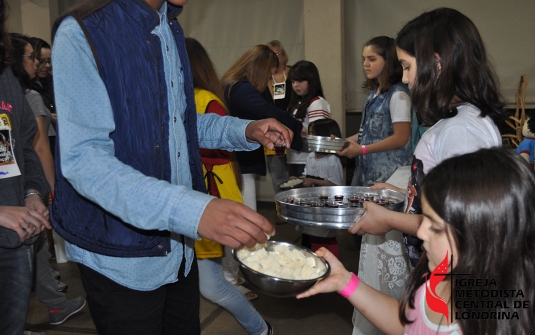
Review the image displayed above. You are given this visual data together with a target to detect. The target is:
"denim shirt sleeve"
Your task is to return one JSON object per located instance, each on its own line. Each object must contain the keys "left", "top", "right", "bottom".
{"left": 197, "top": 112, "right": 259, "bottom": 151}
{"left": 52, "top": 17, "right": 214, "bottom": 238}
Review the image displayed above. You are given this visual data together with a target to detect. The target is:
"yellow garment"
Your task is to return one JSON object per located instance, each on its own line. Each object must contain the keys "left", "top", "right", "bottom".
{"left": 265, "top": 147, "right": 276, "bottom": 156}
{"left": 194, "top": 89, "right": 244, "bottom": 258}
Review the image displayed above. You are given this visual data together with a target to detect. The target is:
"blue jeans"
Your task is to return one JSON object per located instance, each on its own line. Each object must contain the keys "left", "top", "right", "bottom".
{"left": 0, "top": 244, "right": 34, "bottom": 334}
{"left": 197, "top": 258, "right": 266, "bottom": 335}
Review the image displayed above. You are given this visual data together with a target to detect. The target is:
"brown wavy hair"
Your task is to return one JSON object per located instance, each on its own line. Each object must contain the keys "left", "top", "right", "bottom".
{"left": 220, "top": 45, "right": 279, "bottom": 95}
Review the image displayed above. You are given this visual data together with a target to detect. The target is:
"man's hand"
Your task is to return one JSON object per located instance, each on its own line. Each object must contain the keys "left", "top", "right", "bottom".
{"left": 0, "top": 205, "right": 51, "bottom": 242}
{"left": 245, "top": 118, "right": 294, "bottom": 151}
{"left": 197, "top": 198, "right": 275, "bottom": 249}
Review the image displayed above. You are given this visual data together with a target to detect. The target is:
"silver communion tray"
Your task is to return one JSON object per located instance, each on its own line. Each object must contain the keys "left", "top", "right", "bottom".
{"left": 301, "top": 135, "right": 348, "bottom": 153}
{"left": 274, "top": 186, "right": 405, "bottom": 237}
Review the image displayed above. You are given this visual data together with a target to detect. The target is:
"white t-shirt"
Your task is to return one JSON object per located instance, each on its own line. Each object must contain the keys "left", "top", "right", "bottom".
{"left": 303, "top": 152, "right": 343, "bottom": 186}
{"left": 414, "top": 103, "right": 502, "bottom": 174}
{"left": 390, "top": 91, "right": 412, "bottom": 123}
{"left": 287, "top": 96, "right": 331, "bottom": 165}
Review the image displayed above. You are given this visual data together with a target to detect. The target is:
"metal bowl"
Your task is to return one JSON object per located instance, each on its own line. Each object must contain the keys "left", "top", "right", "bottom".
{"left": 232, "top": 241, "right": 330, "bottom": 298}
{"left": 301, "top": 135, "right": 348, "bottom": 153}
{"left": 275, "top": 186, "right": 405, "bottom": 237}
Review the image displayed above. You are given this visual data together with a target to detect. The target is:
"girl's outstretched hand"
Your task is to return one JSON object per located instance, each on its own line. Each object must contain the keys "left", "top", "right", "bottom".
{"left": 296, "top": 247, "right": 352, "bottom": 299}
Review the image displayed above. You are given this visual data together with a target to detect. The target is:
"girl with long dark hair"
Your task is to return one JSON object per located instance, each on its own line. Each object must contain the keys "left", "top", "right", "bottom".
{"left": 298, "top": 148, "right": 535, "bottom": 335}
{"left": 286, "top": 60, "right": 330, "bottom": 178}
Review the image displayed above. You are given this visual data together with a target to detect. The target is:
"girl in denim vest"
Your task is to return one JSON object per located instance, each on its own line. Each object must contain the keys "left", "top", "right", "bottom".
{"left": 340, "top": 36, "right": 412, "bottom": 187}
{"left": 339, "top": 36, "right": 414, "bottom": 335}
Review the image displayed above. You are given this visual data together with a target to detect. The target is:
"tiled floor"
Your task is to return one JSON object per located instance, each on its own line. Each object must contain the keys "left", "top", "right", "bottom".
{"left": 25, "top": 201, "right": 360, "bottom": 335}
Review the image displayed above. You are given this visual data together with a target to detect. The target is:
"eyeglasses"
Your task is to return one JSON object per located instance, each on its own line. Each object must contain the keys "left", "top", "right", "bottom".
{"left": 38, "top": 59, "right": 52, "bottom": 66}
{"left": 22, "top": 53, "right": 36, "bottom": 61}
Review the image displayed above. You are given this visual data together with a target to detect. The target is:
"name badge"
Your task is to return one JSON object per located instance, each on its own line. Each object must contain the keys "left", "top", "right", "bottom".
{"left": 273, "top": 82, "right": 286, "bottom": 100}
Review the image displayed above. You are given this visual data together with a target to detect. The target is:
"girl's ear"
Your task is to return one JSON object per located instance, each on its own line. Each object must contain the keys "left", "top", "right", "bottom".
{"left": 434, "top": 53, "right": 442, "bottom": 76}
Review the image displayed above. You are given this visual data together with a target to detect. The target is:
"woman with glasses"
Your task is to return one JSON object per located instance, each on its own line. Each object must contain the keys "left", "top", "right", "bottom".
{"left": 9, "top": 33, "right": 54, "bottom": 190}
{"left": 29, "top": 37, "right": 56, "bottom": 157}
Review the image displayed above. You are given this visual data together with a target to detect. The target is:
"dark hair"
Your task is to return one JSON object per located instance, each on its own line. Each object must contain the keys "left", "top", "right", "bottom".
{"left": 308, "top": 119, "right": 346, "bottom": 168}
{"left": 0, "top": 1, "right": 12, "bottom": 69}
{"left": 221, "top": 45, "right": 279, "bottom": 93}
{"left": 400, "top": 148, "right": 535, "bottom": 334}
{"left": 362, "top": 36, "right": 402, "bottom": 93}
{"left": 9, "top": 33, "right": 33, "bottom": 91}
{"left": 28, "top": 37, "right": 51, "bottom": 61}
{"left": 185, "top": 37, "right": 224, "bottom": 103}
{"left": 287, "top": 60, "right": 325, "bottom": 119}
{"left": 396, "top": 8, "right": 506, "bottom": 127}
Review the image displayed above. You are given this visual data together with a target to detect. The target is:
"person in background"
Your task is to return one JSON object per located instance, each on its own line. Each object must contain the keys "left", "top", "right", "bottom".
{"left": 50, "top": 1, "right": 291, "bottom": 334}
{"left": 9, "top": 33, "right": 86, "bottom": 327}
{"left": 29, "top": 37, "right": 56, "bottom": 157}
{"left": 220, "top": 44, "right": 304, "bottom": 294}
{"left": 298, "top": 148, "right": 535, "bottom": 335}
{"left": 221, "top": 44, "right": 305, "bottom": 213}
{"left": 348, "top": 8, "right": 505, "bottom": 335}
{"left": 299, "top": 119, "right": 344, "bottom": 257}
{"left": 337, "top": 35, "right": 413, "bottom": 335}
{"left": 0, "top": 2, "right": 51, "bottom": 334}
{"left": 261, "top": 40, "right": 292, "bottom": 196}
{"left": 341, "top": 36, "right": 412, "bottom": 187}
{"left": 286, "top": 60, "right": 331, "bottom": 178}
{"left": 10, "top": 34, "right": 54, "bottom": 190}
{"left": 285, "top": 60, "right": 330, "bottom": 250}
{"left": 186, "top": 37, "right": 272, "bottom": 335}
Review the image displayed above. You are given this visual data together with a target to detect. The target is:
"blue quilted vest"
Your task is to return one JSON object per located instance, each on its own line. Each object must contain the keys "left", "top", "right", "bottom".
{"left": 50, "top": 0, "right": 205, "bottom": 257}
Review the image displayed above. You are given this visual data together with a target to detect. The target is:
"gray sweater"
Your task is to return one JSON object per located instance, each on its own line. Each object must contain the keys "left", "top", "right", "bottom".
{"left": 0, "top": 67, "right": 50, "bottom": 248}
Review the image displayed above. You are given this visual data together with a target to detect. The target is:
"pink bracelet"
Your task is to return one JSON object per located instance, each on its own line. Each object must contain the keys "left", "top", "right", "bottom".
{"left": 361, "top": 145, "right": 367, "bottom": 155}
{"left": 338, "top": 272, "right": 360, "bottom": 298}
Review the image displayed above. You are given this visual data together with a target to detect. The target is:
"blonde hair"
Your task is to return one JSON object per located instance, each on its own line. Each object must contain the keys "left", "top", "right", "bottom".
{"left": 266, "top": 40, "right": 288, "bottom": 67}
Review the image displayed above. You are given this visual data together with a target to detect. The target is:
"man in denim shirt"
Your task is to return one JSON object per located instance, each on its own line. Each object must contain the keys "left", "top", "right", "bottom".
{"left": 51, "top": 0, "right": 288, "bottom": 333}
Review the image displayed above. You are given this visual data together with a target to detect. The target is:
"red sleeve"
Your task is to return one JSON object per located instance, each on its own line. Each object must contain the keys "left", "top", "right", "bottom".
{"left": 200, "top": 99, "right": 232, "bottom": 162}
{"left": 205, "top": 99, "right": 228, "bottom": 117}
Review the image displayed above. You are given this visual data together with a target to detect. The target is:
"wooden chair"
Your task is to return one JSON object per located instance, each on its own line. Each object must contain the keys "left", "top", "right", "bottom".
{"left": 502, "top": 75, "right": 528, "bottom": 148}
